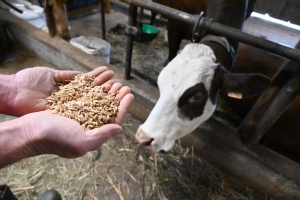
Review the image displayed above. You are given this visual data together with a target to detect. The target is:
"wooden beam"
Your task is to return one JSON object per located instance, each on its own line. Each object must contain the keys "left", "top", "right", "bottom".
{"left": 180, "top": 117, "right": 300, "bottom": 199}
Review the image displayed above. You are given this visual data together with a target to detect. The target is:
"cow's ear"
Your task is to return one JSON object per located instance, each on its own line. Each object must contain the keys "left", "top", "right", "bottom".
{"left": 221, "top": 72, "right": 271, "bottom": 99}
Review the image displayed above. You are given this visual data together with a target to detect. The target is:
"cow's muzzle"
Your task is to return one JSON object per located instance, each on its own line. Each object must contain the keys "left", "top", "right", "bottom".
{"left": 135, "top": 128, "right": 155, "bottom": 150}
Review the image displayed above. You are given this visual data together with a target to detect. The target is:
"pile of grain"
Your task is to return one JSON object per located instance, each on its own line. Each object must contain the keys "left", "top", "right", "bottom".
{"left": 46, "top": 73, "right": 120, "bottom": 131}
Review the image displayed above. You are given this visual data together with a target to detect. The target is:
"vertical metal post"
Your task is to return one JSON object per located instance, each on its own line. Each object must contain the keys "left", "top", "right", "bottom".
{"left": 100, "top": 0, "right": 106, "bottom": 39}
{"left": 125, "top": 4, "right": 137, "bottom": 79}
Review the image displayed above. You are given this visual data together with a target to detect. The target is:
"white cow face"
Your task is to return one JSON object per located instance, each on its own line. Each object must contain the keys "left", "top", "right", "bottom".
{"left": 135, "top": 42, "right": 271, "bottom": 152}
{"left": 135, "top": 43, "right": 219, "bottom": 152}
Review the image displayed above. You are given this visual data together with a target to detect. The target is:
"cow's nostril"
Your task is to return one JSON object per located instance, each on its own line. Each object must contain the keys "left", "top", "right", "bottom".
{"left": 159, "top": 150, "right": 166, "bottom": 154}
{"left": 142, "top": 138, "right": 154, "bottom": 147}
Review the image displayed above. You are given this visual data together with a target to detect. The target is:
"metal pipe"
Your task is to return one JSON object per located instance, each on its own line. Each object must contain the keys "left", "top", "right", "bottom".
{"left": 199, "top": 19, "right": 300, "bottom": 62}
{"left": 124, "top": 4, "right": 137, "bottom": 79}
{"left": 121, "top": 0, "right": 195, "bottom": 25}
{"left": 100, "top": 0, "right": 106, "bottom": 39}
{"left": 120, "top": 0, "right": 300, "bottom": 63}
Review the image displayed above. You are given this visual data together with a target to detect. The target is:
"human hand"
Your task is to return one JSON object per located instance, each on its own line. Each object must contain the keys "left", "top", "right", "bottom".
{"left": 0, "top": 111, "right": 121, "bottom": 167}
{"left": 43, "top": 82, "right": 132, "bottom": 157}
{"left": 27, "top": 111, "right": 125, "bottom": 158}
{"left": 24, "top": 80, "right": 133, "bottom": 157}
{"left": 7, "top": 66, "right": 115, "bottom": 116}
{"left": 0, "top": 69, "right": 133, "bottom": 167}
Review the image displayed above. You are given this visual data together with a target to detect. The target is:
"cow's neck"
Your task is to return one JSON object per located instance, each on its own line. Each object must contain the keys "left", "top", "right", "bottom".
{"left": 200, "top": 35, "right": 234, "bottom": 71}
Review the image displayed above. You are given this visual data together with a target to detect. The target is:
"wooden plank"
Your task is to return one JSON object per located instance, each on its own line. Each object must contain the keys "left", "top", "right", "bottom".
{"left": 250, "top": 144, "right": 300, "bottom": 183}
{"left": 2, "top": 8, "right": 300, "bottom": 199}
{"left": 180, "top": 117, "right": 300, "bottom": 199}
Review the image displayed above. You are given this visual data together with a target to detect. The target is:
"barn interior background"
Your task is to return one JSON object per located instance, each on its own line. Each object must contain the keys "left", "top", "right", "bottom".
{"left": 0, "top": 0, "right": 300, "bottom": 199}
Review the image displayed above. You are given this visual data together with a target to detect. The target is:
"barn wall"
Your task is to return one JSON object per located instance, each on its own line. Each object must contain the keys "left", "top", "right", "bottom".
{"left": 255, "top": 0, "right": 300, "bottom": 25}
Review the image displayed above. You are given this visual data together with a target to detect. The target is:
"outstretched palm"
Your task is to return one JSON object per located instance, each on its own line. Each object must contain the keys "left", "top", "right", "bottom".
{"left": 10, "top": 66, "right": 133, "bottom": 125}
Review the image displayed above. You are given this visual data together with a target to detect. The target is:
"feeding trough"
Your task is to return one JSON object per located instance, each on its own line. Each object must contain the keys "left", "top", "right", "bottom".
{"left": 134, "top": 23, "right": 159, "bottom": 43}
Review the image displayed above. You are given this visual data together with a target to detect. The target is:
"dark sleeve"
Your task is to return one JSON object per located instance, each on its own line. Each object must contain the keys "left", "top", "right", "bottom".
{"left": 0, "top": 185, "right": 18, "bottom": 200}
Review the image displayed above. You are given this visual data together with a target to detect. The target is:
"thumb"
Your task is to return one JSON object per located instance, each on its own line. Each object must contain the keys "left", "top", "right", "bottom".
{"left": 85, "top": 124, "right": 123, "bottom": 151}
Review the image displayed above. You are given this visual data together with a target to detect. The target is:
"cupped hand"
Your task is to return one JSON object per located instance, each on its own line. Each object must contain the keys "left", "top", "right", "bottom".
{"left": 23, "top": 80, "right": 134, "bottom": 158}
{"left": 23, "top": 111, "right": 123, "bottom": 158}
{"left": 9, "top": 66, "right": 114, "bottom": 116}
{"left": 103, "top": 81, "right": 134, "bottom": 125}
{"left": 28, "top": 84, "right": 133, "bottom": 158}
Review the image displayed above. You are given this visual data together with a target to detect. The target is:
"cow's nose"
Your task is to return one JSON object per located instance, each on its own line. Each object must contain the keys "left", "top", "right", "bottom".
{"left": 135, "top": 128, "right": 154, "bottom": 148}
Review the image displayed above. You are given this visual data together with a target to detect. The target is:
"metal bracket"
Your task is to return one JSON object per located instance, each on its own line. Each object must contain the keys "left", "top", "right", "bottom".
{"left": 119, "top": 23, "right": 139, "bottom": 36}
{"left": 192, "top": 11, "right": 205, "bottom": 43}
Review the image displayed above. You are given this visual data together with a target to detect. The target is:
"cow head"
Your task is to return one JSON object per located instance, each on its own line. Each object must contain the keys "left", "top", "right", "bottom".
{"left": 135, "top": 43, "right": 270, "bottom": 152}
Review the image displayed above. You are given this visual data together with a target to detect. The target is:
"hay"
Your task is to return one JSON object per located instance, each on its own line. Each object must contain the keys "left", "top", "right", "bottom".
{"left": 0, "top": 114, "right": 278, "bottom": 200}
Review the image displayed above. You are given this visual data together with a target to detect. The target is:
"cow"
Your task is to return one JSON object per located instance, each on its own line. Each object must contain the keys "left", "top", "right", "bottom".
{"left": 134, "top": 0, "right": 274, "bottom": 153}
{"left": 42, "top": 0, "right": 110, "bottom": 40}
{"left": 43, "top": 0, "right": 71, "bottom": 41}
{"left": 150, "top": 0, "right": 256, "bottom": 65}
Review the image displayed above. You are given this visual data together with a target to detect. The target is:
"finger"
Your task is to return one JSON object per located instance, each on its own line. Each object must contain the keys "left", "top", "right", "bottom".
{"left": 119, "top": 93, "right": 134, "bottom": 113}
{"left": 109, "top": 82, "right": 122, "bottom": 93}
{"left": 52, "top": 70, "right": 82, "bottom": 83}
{"left": 100, "top": 80, "right": 117, "bottom": 92}
{"left": 91, "top": 70, "right": 114, "bottom": 87}
{"left": 114, "top": 93, "right": 134, "bottom": 125}
{"left": 105, "top": 79, "right": 116, "bottom": 86}
{"left": 88, "top": 66, "right": 108, "bottom": 77}
{"left": 116, "top": 86, "right": 131, "bottom": 100}
{"left": 45, "top": 109, "right": 58, "bottom": 114}
{"left": 85, "top": 124, "right": 123, "bottom": 151}
{"left": 101, "top": 83, "right": 112, "bottom": 92}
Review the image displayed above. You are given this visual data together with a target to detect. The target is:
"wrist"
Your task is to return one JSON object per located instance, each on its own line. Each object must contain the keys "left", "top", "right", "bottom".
{"left": 0, "top": 74, "right": 16, "bottom": 115}
{"left": 0, "top": 116, "right": 37, "bottom": 168}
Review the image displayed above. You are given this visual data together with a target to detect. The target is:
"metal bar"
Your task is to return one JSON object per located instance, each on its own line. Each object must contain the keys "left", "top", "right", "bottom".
{"left": 120, "top": 0, "right": 300, "bottom": 63}
{"left": 100, "top": 0, "right": 106, "bottom": 39}
{"left": 121, "top": 0, "right": 195, "bottom": 25}
{"left": 124, "top": 4, "right": 137, "bottom": 79}
{"left": 199, "top": 19, "right": 300, "bottom": 62}
{"left": 1, "top": 0, "right": 23, "bottom": 13}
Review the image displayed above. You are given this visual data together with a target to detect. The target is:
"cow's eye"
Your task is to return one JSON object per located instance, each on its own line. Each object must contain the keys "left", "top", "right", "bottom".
{"left": 188, "top": 92, "right": 203, "bottom": 103}
{"left": 178, "top": 83, "right": 208, "bottom": 120}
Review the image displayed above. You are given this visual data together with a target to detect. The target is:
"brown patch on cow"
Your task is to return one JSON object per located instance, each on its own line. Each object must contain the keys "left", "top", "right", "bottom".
{"left": 178, "top": 83, "right": 208, "bottom": 120}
